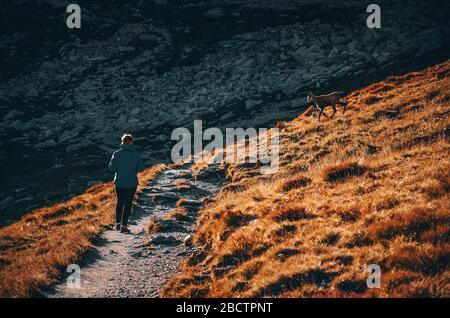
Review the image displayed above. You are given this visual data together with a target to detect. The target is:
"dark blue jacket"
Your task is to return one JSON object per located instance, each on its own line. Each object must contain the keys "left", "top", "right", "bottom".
{"left": 108, "top": 144, "right": 144, "bottom": 188}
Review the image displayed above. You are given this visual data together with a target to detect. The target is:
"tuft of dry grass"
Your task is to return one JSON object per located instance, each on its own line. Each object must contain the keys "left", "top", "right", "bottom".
{"left": 145, "top": 203, "right": 191, "bottom": 240}
{"left": 176, "top": 198, "right": 188, "bottom": 208}
{"left": 277, "top": 174, "right": 312, "bottom": 192}
{"left": 162, "top": 61, "right": 450, "bottom": 298}
{"left": 321, "top": 161, "right": 367, "bottom": 182}
{"left": 369, "top": 206, "right": 449, "bottom": 242}
{"left": 146, "top": 215, "right": 162, "bottom": 235}
{"left": 271, "top": 204, "right": 315, "bottom": 222}
{"left": 166, "top": 206, "right": 191, "bottom": 222}
{"left": 0, "top": 165, "right": 165, "bottom": 297}
{"left": 386, "top": 245, "right": 450, "bottom": 276}
{"left": 175, "top": 179, "right": 191, "bottom": 189}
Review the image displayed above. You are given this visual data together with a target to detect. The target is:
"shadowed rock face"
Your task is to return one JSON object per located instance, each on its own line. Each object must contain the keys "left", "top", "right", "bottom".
{"left": 0, "top": 0, "right": 449, "bottom": 224}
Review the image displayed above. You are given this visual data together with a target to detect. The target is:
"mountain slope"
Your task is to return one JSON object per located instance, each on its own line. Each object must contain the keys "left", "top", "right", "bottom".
{"left": 1, "top": 61, "right": 448, "bottom": 298}
{"left": 0, "top": 166, "right": 163, "bottom": 297}
{"left": 1, "top": 0, "right": 449, "bottom": 225}
{"left": 162, "top": 61, "right": 450, "bottom": 297}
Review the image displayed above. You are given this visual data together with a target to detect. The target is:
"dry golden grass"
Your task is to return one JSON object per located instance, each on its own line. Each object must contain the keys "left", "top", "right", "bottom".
{"left": 0, "top": 165, "right": 165, "bottom": 297}
{"left": 321, "top": 161, "right": 368, "bottom": 182}
{"left": 167, "top": 208, "right": 191, "bottom": 222}
{"left": 145, "top": 201, "right": 191, "bottom": 239}
{"left": 277, "top": 174, "right": 312, "bottom": 192}
{"left": 175, "top": 179, "right": 191, "bottom": 189}
{"left": 146, "top": 215, "right": 162, "bottom": 235}
{"left": 162, "top": 61, "right": 450, "bottom": 298}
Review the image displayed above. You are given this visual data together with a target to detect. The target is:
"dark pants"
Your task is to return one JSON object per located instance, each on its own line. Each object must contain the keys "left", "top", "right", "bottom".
{"left": 115, "top": 186, "right": 137, "bottom": 226}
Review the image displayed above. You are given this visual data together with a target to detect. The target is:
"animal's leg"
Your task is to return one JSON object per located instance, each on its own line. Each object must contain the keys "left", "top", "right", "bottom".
{"left": 341, "top": 102, "right": 347, "bottom": 114}
{"left": 330, "top": 104, "right": 337, "bottom": 118}
{"left": 314, "top": 104, "right": 321, "bottom": 112}
{"left": 318, "top": 108, "right": 324, "bottom": 121}
{"left": 321, "top": 106, "right": 330, "bottom": 118}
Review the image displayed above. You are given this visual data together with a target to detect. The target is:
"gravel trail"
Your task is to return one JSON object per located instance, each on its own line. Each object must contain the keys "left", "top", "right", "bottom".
{"left": 47, "top": 164, "right": 225, "bottom": 298}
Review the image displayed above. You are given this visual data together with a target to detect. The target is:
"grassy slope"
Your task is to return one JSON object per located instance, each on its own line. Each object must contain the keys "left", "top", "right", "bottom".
{"left": 162, "top": 61, "right": 450, "bottom": 297}
{"left": 0, "top": 165, "right": 164, "bottom": 297}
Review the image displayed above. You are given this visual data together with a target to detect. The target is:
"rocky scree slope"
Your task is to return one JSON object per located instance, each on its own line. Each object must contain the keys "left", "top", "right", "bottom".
{"left": 0, "top": 0, "right": 449, "bottom": 224}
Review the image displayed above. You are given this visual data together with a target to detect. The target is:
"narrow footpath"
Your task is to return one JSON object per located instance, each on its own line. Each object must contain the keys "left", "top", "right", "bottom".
{"left": 47, "top": 164, "right": 225, "bottom": 298}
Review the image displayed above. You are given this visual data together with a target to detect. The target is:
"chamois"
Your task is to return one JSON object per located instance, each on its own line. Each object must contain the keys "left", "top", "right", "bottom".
{"left": 306, "top": 91, "right": 347, "bottom": 121}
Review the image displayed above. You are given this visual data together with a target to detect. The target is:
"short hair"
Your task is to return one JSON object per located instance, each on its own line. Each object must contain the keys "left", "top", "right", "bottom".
{"left": 121, "top": 134, "right": 134, "bottom": 144}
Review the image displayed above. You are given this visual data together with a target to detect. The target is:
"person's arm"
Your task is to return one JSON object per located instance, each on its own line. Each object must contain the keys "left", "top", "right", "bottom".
{"left": 137, "top": 154, "right": 144, "bottom": 173}
{"left": 108, "top": 153, "right": 117, "bottom": 172}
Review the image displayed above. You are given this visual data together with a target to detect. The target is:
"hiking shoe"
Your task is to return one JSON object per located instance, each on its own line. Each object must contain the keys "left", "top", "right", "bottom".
{"left": 120, "top": 226, "right": 131, "bottom": 234}
{"left": 113, "top": 223, "right": 121, "bottom": 231}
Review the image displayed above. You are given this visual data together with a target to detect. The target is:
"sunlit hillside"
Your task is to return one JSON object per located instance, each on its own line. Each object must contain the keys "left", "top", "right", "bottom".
{"left": 162, "top": 61, "right": 450, "bottom": 297}
{"left": 0, "top": 166, "right": 164, "bottom": 297}
{"left": 1, "top": 61, "right": 448, "bottom": 298}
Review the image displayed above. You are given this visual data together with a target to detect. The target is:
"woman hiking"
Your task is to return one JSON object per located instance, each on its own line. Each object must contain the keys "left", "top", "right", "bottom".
{"left": 108, "top": 134, "right": 144, "bottom": 234}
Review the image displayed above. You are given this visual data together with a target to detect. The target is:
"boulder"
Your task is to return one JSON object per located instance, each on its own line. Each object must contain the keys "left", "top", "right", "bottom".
{"left": 150, "top": 235, "right": 181, "bottom": 246}
{"left": 156, "top": 219, "right": 188, "bottom": 233}
{"left": 3, "top": 109, "right": 24, "bottom": 121}
{"left": 245, "top": 99, "right": 262, "bottom": 110}
{"left": 204, "top": 7, "right": 224, "bottom": 19}
{"left": 184, "top": 234, "right": 193, "bottom": 247}
{"left": 35, "top": 139, "right": 57, "bottom": 149}
{"left": 332, "top": 66, "right": 352, "bottom": 78}
{"left": 66, "top": 141, "right": 95, "bottom": 154}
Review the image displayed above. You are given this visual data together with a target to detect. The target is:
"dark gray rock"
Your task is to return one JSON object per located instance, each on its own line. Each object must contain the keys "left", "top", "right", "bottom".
{"left": 150, "top": 235, "right": 181, "bottom": 246}
{"left": 156, "top": 219, "right": 188, "bottom": 233}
